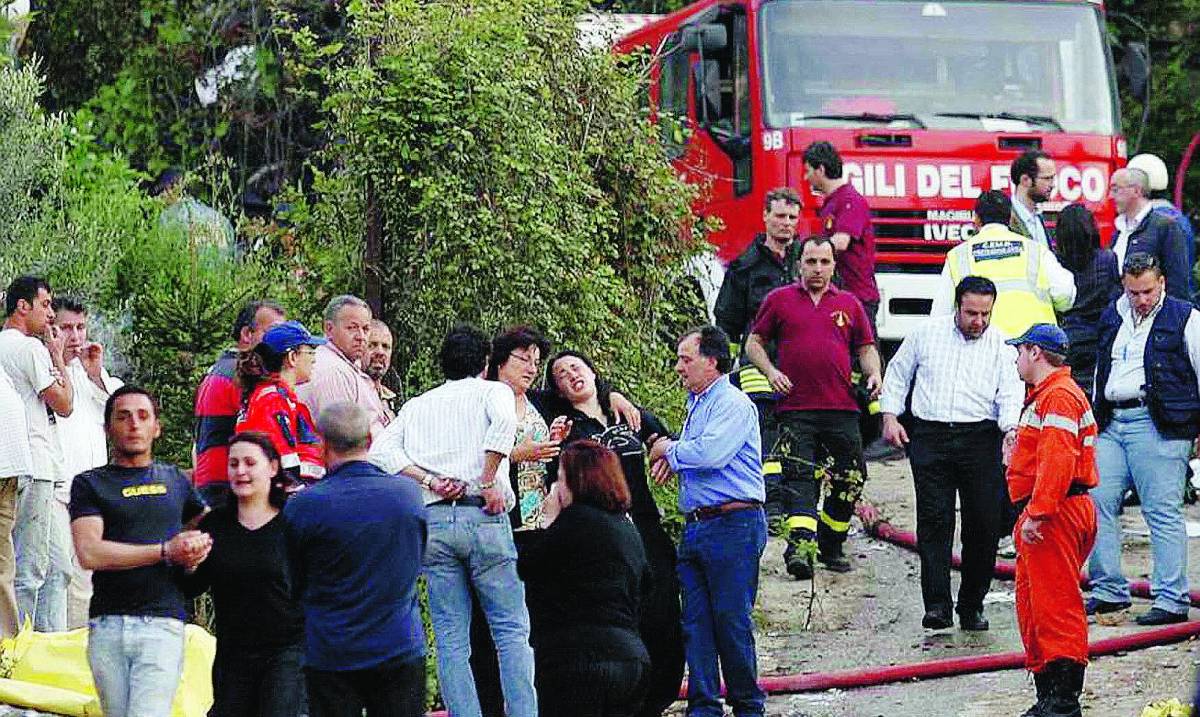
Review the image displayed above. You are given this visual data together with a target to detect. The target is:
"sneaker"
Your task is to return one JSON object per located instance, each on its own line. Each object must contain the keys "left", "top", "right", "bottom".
{"left": 997, "top": 536, "right": 1017, "bottom": 559}
{"left": 1084, "top": 597, "right": 1131, "bottom": 615}
{"left": 1135, "top": 607, "right": 1188, "bottom": 626}
{"left": 863, "top": 437, "right": 905, "bottom": 462}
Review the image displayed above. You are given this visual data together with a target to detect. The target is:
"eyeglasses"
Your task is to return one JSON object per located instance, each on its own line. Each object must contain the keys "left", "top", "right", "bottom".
{"left": 509, "top": 352, "right": 542, "bottom": 369}
{"left": 1036, "top": 174, "right": 1056, "bottom": 181}
{"left": 293, "top": 347, "right": 318, "bottom": 357}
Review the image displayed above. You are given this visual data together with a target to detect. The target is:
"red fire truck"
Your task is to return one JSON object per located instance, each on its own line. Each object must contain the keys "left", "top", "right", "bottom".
{"left": 608, "top": 0, "right": 1136, "bottom": 343}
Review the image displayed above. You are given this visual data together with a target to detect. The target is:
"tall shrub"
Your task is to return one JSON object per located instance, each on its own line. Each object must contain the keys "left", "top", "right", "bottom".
{"left": 308, "top": 0, "right": 706, "bottom": 426}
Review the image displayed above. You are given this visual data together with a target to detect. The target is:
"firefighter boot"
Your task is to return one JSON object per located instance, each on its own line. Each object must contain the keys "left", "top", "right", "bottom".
{"left": 1018, "top": 670, "right": 1053, "bottom": 717}
{"left": 816, "top": 520, "right": 852, "bottom": 573}
{"left": 1040, "top": 659, "right": 1084, "bottom": 717}
{"left": 783, "top": 537, "right": 815, "bottom": 580}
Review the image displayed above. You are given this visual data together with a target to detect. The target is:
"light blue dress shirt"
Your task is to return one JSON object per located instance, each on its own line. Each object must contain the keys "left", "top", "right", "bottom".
{"left": 666, "top": 375, "right": 765, "bottom": 513}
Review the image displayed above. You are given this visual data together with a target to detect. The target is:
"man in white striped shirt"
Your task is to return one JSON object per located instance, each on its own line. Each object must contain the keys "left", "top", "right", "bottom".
{"left": 369, "top": 324, "right": 535, "bottom": 717}
{"left": 880, "top": 276, "right": 1024, "bottom": 632}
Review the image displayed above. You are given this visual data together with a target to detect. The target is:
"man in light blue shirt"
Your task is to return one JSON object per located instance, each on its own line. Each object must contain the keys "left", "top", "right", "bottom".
{"left": 649, "top": 325, "right": 766, "bottom": 717}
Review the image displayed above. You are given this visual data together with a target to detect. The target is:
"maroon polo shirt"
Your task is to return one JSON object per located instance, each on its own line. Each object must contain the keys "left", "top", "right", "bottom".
{"left": 751, "top": 284, "right": 874, "bottom": 413}
{"left": 819, "top": 183, "right": 880, "bottom": 304}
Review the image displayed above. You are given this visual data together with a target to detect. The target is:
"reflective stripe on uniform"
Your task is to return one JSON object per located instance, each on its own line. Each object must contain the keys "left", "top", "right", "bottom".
{"left": 1041, "top": 413, "right": 1080, "bottom": 435}
{"left": 820, "top": 511, "right": 851, "bottom": 533}
{"left": 763, "top": 460, "right": 782, "bottom": 477}
{"left": 1083, "top": 435, "right": 1095, "bottom": 447}
{"left": 738, "top": 365, "right": 772, "bottom": 394}
{"left": 785, "top": 515, "right": 818, "bottom": 533}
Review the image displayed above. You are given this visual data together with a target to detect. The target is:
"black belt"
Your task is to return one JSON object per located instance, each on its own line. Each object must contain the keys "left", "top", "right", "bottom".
{"left": 1014, "top": 483, "right": 1090, "bottom": 514}
{"left": 429, "top": 496, "right": 487, "bottom": 508}
{"left": 685, "top": 500, "right": 762, "bottom": 523}
{"left": 1112, "top": 397, "right": 1147, "bottom": 409}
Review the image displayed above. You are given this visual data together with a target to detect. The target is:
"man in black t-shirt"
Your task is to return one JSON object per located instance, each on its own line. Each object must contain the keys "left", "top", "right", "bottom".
{"left": 69, "top": 386, "right": 210, "bottom": 717}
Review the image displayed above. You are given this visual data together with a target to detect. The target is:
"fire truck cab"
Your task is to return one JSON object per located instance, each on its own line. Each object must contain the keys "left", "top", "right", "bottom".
{"left": 613, "top": 0, "right": 1127, "bottom": 343}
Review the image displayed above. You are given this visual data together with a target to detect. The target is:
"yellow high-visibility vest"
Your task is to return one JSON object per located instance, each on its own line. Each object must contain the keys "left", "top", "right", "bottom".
{"left": 946, "top": 224, "right": 1057, "bottom": 339}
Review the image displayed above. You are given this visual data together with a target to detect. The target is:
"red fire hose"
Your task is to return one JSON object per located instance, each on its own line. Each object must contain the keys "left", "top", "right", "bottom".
{"left": 867, "top": 520, "right": 1200, "bottom": 607}
{"left": 425, "top": 520, "right": 1199, "bottom": 713}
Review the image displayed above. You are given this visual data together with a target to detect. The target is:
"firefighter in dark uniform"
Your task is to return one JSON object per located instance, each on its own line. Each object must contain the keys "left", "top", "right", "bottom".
{"left": 714, "top": 186, "right": 803, "bottom": 522}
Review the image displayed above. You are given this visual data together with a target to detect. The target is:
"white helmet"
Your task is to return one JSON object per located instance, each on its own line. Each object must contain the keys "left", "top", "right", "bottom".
{"left": 1127, "top": 154, "right": 1170, "bottom": 192}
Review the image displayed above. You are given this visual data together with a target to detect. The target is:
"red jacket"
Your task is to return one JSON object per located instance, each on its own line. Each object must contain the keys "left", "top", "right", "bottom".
{"left": 236, "top": 377, "right": 325, "bottom": 481}
{"left": 1007, "top": 367, "right": 1099, "bottom": 519}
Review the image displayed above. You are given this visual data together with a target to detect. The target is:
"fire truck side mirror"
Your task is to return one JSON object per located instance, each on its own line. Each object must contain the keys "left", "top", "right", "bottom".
{"left": 680, "top": 23, "right": 728, "bottom": 54}
{"left": 1118, "top": 41, "right": 1150, "bottom": 103}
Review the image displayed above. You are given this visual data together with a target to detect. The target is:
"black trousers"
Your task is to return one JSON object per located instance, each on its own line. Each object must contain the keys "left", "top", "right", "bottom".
{"left": 907, "top": 418, "right": 1006, "bottom": 615}
{"left": 773, "top": 410, "right": 865, "bottom": 556}
{"left": 536, "top": 657, "right": 650, "bottom": 717}
{"left": 211, "top": 642, "right": 306, "bottom": 717}
{"left": 305, "top": 655, "right": 425, "bottom": 717}
{"left": 473, "top": 523, "right": 684, "bottom": 717}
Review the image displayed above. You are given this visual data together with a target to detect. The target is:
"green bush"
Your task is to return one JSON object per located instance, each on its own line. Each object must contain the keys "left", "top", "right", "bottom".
{"left": 0, "top": 63, "right": 308, "bottom": 466}
{"left": 309, "top": 0, "right": 706, "bottom": 426}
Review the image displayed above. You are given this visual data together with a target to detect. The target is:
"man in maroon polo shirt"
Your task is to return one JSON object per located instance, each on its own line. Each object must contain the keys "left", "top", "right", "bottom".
{"left": 745, "top": 236, "right": 882, "bottom": 579}
{"left": 804, "top": 141, "right": 879, "bottom": 325}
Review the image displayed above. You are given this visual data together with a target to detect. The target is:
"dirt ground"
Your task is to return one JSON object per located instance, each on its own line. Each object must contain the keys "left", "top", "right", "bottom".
{"left": 699, "top": 458, "right": 1200, "bottom": 717}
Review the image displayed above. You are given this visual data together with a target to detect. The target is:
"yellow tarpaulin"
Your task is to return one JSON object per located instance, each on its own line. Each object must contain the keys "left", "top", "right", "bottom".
{"left": 0, "top": 622, "right": 215, "bottom": 717}
{"left": 1141, "top": 698, "right": 1194, "bottom": 717}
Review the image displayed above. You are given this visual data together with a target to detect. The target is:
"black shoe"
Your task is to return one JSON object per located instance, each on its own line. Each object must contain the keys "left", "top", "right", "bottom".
{"left": 922, "top": 608, "right": 953, "bottom": 630}
{"left": 785, "top": 553, "right": 813, "bottom": 580}
{"left": 1040, "top": 659, "right": 1084, "bottom": 717}
{"left": 1019, "top": 670, "right": 1053, "bottom": 717}
{"left": 1135, "top": 607, "right": 1189, "bottom": 626}
{"left": 863, "top": 437, "right": 905, "bottom": 462}
{"left": 1084, "top": 597, "right": 1131, "bottom": 615}
{"left": 957, "top": 608, "right": 989, "bottom": 631}
{"left": 817, "top": 551, "right": 853, "bottom": 573}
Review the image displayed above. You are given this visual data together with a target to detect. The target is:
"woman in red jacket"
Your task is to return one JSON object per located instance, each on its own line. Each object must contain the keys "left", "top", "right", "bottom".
{"left": 236, "top": 321, "right": 326, "bottom": 484}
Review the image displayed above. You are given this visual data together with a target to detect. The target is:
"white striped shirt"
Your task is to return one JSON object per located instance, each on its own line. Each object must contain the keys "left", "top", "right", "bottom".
{"left": 369, "top": 377, "right": 517, "bottom": 508}
{"left": 880, "top": 315, "right": 1024, "bottom": 432}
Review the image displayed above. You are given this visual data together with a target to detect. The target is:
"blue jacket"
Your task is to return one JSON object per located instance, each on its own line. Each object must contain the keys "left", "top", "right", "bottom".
{"left": 1117, "top": 208, "right": 1192, "bottom": 303}
{"left": 283, "top": 459, "right": 428, "bottom": 671}
{"left": 1095, "top": 296, "right": 1200, "bottom": 440}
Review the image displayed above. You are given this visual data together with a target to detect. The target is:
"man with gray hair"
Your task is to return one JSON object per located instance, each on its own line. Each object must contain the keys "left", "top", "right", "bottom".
{"left": 296, "top": 295, "right": 390, "bottom": 438}
{"left": 284, "top": 402, "right": 428, "bottom": 716}
{"left": 1109, "top": 167, "right": 1191, "bottom": 301}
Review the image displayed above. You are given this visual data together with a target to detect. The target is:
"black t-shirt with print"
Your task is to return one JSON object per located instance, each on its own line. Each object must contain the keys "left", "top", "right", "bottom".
{"left": 69, "top": 462, "right": 207, "bottom": 620}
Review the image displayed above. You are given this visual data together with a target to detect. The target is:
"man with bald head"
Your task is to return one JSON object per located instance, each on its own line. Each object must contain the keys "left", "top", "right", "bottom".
{"left": 363, "top": 320, "right": 399, "bottom": 422}
{"left": 1110, "top": 167, "right": 1191, "bottom": 301}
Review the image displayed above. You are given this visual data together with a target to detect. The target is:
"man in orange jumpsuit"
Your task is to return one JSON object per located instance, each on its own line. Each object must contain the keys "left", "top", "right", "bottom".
{"left": 1006, "top": 323, "right": 1098, "bottom": 717}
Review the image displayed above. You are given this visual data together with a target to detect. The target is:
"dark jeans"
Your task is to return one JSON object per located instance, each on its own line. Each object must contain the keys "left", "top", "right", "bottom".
{"left": 678, "top": 508, "right": 767, "bottom": 717}
{"left": 305, "top": 655, "right": 425, "bottom": 717}
{"left": 772, "top": 410, "right": 865, "bottom": 557}
{"left": 211, "top": 642, "right": 305, "bottom": 717}
{"left": 536, "top": 657, "right": 649, "bottom": 717}
{"left": 473, "top": 522, "right": 684, "bottom": 717}
{"left": 908, "top": 418, "right": 1006, "bottom": 615}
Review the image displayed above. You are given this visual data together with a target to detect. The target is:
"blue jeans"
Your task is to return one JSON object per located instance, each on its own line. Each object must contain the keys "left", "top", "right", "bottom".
{"left": 1088, "top": 407, "right": 1192, "bottom": 614}
{"left": 87, "top": 615, "right": 186, "bottom": 717}
{"left": 14, "top": 478, "right": 70, "bottom": 632}
{"left": 677, "top": 507, "right": 767, "bottom": 717}
{"left": 424, "top": 505, "right": 536, "bottom": 717}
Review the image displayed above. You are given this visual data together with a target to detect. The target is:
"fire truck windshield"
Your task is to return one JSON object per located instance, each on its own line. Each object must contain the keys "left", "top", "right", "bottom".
{"left": 760, "top": 0, "right": 1117, "bottom": 135}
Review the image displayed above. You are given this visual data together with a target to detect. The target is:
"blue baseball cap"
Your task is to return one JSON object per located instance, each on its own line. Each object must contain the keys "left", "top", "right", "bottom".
{"left": 261, "top": 321, "right": 326, "bottom": 354}
{"left": 1005, "top": 323, "right": 1069, "bottom": 355}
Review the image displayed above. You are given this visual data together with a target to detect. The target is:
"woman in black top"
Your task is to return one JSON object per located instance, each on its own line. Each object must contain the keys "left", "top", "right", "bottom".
{"left": 518, "top": 440, "right": 653, "bottom": 717}
{"left": 185, "top": 432, "right": 305, "bottom": 717}
{"left": 540, "top": 350, "right": 685, "bottom": 717}
{"left": 1055, "top": 203, "right": 1122, "bottom": 396}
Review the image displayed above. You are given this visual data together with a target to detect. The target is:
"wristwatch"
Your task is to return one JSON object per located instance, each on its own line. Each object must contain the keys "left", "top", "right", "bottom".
{"left": 421, "top": 474, "right": 435, "bottom": 489}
